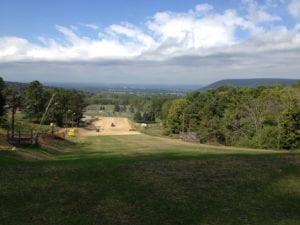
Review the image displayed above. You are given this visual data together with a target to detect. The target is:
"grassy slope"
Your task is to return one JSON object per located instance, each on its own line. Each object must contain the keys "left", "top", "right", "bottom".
{"left": 0, "top": 134, "right": 299, "bottom": 225}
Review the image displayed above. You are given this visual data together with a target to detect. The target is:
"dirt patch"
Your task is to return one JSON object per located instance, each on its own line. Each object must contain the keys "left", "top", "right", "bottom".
{"left": 78, "top": 117, "right": 140, "bottom": 137}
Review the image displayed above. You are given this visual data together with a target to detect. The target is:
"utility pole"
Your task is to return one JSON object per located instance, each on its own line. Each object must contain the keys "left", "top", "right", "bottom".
{"left": 10, "top": 93, "right": 20, "bottom": 138}
{"left": 182, "top": 112, "right": 185, "bottom": 133}
{"left": 11, "top": 102, "right": 15, "bottom": 138}
{"left": 34, "top": 94, "right": 55, "bottom": 141}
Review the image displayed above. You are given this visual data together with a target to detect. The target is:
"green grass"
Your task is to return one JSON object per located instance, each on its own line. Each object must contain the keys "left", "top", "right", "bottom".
{"left": 138, "top": 122, "right": 165, "bottom": 137}
{"left": 0, "top": 134, "right": 299, "bottom": 225}
{"left": 6, "top": 112, "right": 56, "bottom": 133}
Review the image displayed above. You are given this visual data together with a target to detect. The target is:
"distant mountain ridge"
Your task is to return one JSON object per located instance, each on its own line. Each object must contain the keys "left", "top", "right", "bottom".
{"left": 5, "top": 78, "right": 299, "bottom": 94}
{"left": 201, "top": 78, "right": 299, "bottom": 90}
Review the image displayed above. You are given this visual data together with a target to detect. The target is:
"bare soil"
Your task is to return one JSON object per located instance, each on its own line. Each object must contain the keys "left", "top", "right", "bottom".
{"left": 78, "top": 117, "right": 140, "bottom": 137}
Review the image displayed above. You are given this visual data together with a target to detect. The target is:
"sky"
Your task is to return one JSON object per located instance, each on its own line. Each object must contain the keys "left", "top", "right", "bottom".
{"left": 0, "top": 0, "right": 300, "bottom": 85}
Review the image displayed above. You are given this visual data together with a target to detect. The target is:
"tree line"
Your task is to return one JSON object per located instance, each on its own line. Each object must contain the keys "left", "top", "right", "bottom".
{"left": 163, "top": 83, "right": 300, "bottom": 149}
{"left": 86, "top": 92, "right": 173, "bottom": 123}
{"left": 2, "top": 76, "right": 298, "bottom": 149}
{"left": 0, "top": 78, "right": 87, "bottom": 129}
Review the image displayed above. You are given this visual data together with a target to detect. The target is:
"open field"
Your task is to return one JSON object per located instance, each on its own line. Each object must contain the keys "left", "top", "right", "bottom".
{"left": 78, "top": 116, "right": 140, "bottom": 137}
{"left": 0, "top": 134, "right": 300, "bottom": 225}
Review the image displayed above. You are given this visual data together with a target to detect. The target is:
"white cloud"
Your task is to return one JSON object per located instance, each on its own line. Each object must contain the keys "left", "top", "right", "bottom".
{"left": 265, "top": 0, "right": 286, "bottom": 8}
{"left": 146, "top": 9, "right": 251, "bottom": 56}
{"left": 1, "top": 8, "right": 253, "bottom": 61}
{"left": 0, "top": 1, "right": 300, "bottom": 84}
{"left": 288, "top": 0, "right": 300, "bottom": 18}
{"left": 294, "top": 23, "right": 300, "bottom": 30}
{"left": 70, "top": 25, "right": 78, "bottom": 31}
{"left": 0, "top": 2, "right": 294, "bottom": 62}
{"left": 0, "top": 37, "right": 33, "bottom": 61}
{"left": 195, "top": 3, "right": 214, "bottom": 13}
{"left": 83, "top": 23, "right": 99, "bottom": 30}
{"left": 242, "top": 0, "right": 281, "bottom": 23}
{"left": 55, "top": 25, "right": 83, "bottom": 45}
{"left": 106, "top": 23, "right": 155, "bottom": 48}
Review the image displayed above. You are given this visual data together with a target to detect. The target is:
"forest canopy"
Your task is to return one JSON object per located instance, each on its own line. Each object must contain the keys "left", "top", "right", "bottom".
{"left": 163, "top": 82, "right": 300, "bottom": 149}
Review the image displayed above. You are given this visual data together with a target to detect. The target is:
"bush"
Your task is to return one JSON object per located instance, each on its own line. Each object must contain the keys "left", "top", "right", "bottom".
{"left": 257, "top": 126, "right": 279, "bottom": 149}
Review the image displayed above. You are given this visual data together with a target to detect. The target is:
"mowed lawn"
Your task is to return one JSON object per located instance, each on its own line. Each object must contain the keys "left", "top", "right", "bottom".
{"left": 0, "top": 134, "right": 299, "bottom": 225}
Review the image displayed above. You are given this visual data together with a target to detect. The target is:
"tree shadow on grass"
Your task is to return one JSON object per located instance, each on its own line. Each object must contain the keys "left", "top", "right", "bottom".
{"left": 0, "top": 135, "right": 300, "bottom": 225}
{"left": 0, "top": 147, "right": 299, "bottom": 225}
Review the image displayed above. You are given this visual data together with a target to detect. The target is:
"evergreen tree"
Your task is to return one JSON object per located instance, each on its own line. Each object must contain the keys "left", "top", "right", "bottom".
{"left": 0, "top": 77, "right": 6, "bottom": 117}
{"left": 23, "top": 80, "right": 46, "bottom": 121}
{"left": 113, "top": 104, "right": 120, "bottom": 113}
{"left": 133, "top": 111, "right": 142, "bottom": 122}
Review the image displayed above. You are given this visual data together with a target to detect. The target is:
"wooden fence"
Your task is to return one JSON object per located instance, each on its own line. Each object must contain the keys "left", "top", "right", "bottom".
{"left": 179, "top": 132, "right": 200, "bottom": 143}
{"left": 6, "top": 129, "right": 66, "bottom": 147}
{"left": 7, "top": 130, "right": 36, "bottom": 147}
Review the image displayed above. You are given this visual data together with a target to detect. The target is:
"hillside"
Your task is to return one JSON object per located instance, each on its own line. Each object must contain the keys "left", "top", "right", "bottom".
{"left": 201, "top": 78, "right": 299, "bottom": 90}
{"left": 0, "top": 134, "right": 299, "bottom": 225}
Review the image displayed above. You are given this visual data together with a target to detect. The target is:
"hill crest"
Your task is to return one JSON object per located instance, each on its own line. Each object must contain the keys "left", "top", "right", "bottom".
{"left": 201, "top": 78, "right": 298, "bottom": 90}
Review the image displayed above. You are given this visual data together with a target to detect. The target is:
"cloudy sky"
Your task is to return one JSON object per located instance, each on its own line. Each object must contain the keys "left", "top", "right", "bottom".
{"left": 0, "top": 0, "right": 300, "bottom": 85}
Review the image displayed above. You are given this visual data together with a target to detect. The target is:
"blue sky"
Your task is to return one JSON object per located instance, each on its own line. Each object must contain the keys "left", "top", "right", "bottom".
{"left": 0, "top": 0, "right": 239, "bottom": 39}
{"left": 0, "top": 0, "right": 300, "bottom": 84}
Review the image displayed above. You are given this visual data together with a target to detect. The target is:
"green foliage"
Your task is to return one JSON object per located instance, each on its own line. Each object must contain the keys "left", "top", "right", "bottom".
{"left": 0, "top": 77, "right": 5, "bottom": 91}
{"left": 198, "top": 115, "right": 224, "bottom": 143}
{"left": 166, "top": 98, "right": 187, "bottom": 134}
{"left": 129, "top": 104, "right": 134, "bottom": 113}
{"left": 256, "top": 125, "right": 279, "bottom": 149}
{"left": 23, "top": 80, "right": 46, "bottom": 121}
{"left": 161, "top": 100, "right": 172, "bottom": 124}
{"left": 0, "top": 77, "right": 6, "bottom": 117}
{"left": 164, "top": 85, "right": 300, "bottom": 149}
{"left": 2, "top": 85, "right": 22, "bottom": 128}
{"left": 133, "top": 110, "right": 142, "bottom": 122}
{"left": 1, "top": 79, "right": 88, "bottom": 127}
{"left": 280, "top": 105, "right": 300, "bottom": 149}
{"left": 142, "top": 111, "right": 155, "bottom": 122}
{"left": 292, "top": 80, "right": 300, "bottom": 88}
{"left": 0, "top": 77, "right": 8, "bottom": 127}
{"left": 113, "top": 103, "right": 120, "bottom": 112}
{"left": 47, "top": 88, "right": 87, "bottom": 127}
{"left": 149, "top": 95, "right": 170, "bottom": 119}
{"left": 86, "top": 93, "right": 172, "bottom": 122}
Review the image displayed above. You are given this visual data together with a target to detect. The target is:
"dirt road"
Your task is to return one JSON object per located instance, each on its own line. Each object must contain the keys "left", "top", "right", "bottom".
{"left": 78, "top": 117, "right": 140, "bottom": 137}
